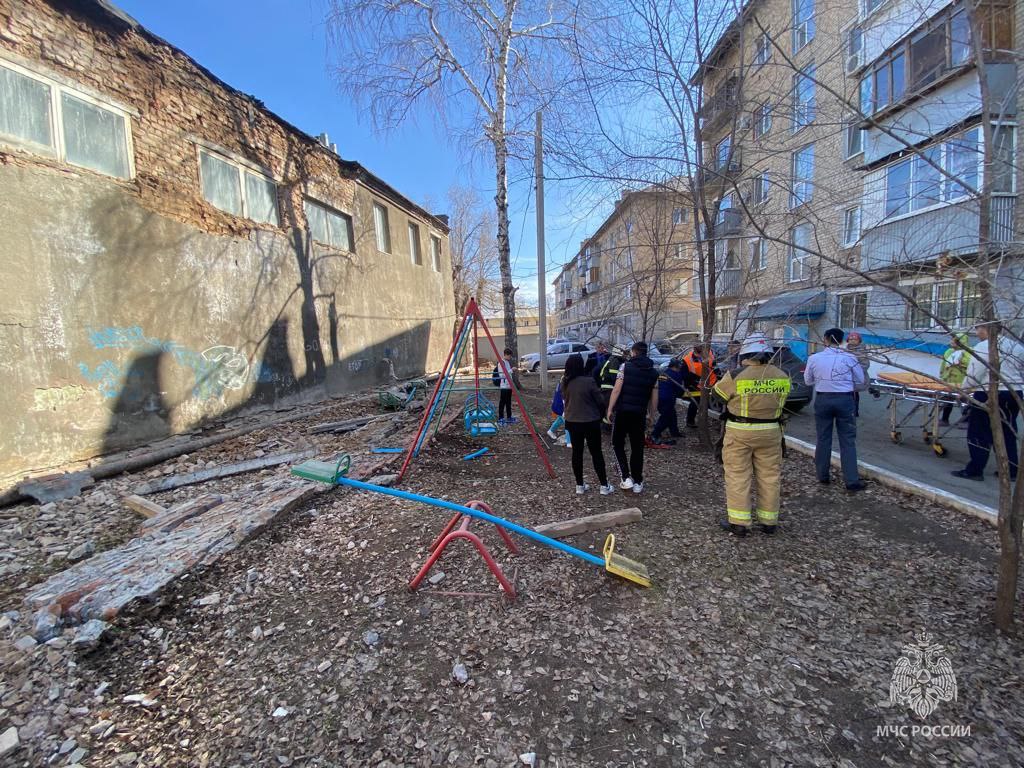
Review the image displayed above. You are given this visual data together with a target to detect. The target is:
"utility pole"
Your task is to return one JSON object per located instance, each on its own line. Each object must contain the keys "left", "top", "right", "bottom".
{"left": 535, "top": 111, "right": 548, "bottom": 393}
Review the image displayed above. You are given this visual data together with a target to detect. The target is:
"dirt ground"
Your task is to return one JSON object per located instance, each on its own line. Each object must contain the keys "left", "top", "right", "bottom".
{"left": 2, "top": 382, "right": 1023, "bottom": 767}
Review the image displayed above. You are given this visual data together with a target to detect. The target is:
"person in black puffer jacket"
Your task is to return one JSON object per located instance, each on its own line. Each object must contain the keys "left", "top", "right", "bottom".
{"left": 605, "top": 341, "right": 660, "bottom": 494}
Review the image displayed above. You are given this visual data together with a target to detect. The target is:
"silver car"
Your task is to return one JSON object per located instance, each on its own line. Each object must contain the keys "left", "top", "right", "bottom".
{"left": 520, "top": 342, "right": 596, "bottom": 372}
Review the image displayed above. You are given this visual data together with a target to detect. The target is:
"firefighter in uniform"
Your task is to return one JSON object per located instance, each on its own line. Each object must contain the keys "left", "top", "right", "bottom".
{"left": 712, "top": 333, "right": 791, "bottom": 537}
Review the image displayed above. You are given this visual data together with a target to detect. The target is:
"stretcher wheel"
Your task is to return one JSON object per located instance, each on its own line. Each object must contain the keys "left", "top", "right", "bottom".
{"left": 923, "top": 432, "right": 932, "bottom": 444}
{"left": 890, "top": 430, "right": 903, "bottom": 444}
{"left": 933, "top": 443, "right": 948, "bottom": 457}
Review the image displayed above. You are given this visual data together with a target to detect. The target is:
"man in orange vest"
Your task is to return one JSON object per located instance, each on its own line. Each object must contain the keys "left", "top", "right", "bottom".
{"left": 681, "top": 345, "right": 718, "bottom": 427}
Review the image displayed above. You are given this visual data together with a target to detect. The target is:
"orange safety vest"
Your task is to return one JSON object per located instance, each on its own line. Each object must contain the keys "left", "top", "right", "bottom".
{"left": 683, "top": 349, "right": 718, "bottom": 387}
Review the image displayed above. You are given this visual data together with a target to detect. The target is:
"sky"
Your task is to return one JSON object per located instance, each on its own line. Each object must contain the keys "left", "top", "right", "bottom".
{"left": 113, "top": 0, "right": 593, "bottom": 306}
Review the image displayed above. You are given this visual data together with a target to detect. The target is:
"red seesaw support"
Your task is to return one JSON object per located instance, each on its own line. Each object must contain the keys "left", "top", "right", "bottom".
{"left": 409, "top": 500, "right": 518, "bottom": 598}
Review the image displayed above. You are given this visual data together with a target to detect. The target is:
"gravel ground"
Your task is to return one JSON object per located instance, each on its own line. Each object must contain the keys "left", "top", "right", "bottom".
{"left": 1, "top": 384, "right": 1023, "bottom": 767}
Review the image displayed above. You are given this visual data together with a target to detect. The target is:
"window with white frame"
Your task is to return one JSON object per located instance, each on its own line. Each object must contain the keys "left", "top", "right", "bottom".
{"left": 715, "top": 135, "right": 733, "bottom": 170}
{"left": 408, "top": 221, "right": 423, "bottom": 265}
{"left": 749, "top": 237, "right": 768, "bottom": 270}
{"left": 843, "top": 206, "right": 862, "bottom": 247}
{"left": 199, "top": 148, "right": 279, "bottom": 225}
{"left": 716, "top": 193, "right": 734, "bottom": 225}
{"left": 754, "top": 31, "right": 772, "bottom": 66}
{"left": 790, "top": 143, "right": 814, "bottom": 208}
{"left": 838, "top": 292, "right": 867, "bottom": 327}
{"left": 908, "top": 279, "right": 979, "bottom": 329}
{"left": 716, "top": 306, "right": 735, "bottom": 333}
{"left": 788, "top": 222, "right": 812, "bottom": 281}
{"left": 861, "top": 0, "right": 885, "bottom": 18}
{"left": 672, "top": 207, "right": 687, "bottom": 224}
{"left": 674, "top": 243, "right": 687, "bottom": 260}
{"left": 373, "top": 202, "right": 392, "bottom": 252}
{"left": 752, "top": 170, "right": 770, "bottom": 204}
{"left": 675, "top": 278, "right": 688, "bottom": 295}
{"left": 883, "top": 126, "right": 993, "bottom": 218}
{"left": 846, "top": 25, "right": 864, "bottom": 73}
{"left": 304, "top": 198, "right": 352, "bottom": 250}
{"left": 792, "top": 66, "right": 816, "bottom": 131}
{"left": 0, "top": 59, "right": 132, "bottom": 179}
{"left": 753, "top": 102, "right": 772, "bottom": 139}
{"left": 845, "top": 120, "right": 865, "bottom": 158}
{"left": 430, "top": 235, "right": 442, "bottom": 271}
{"left": 793, "top": 0, "right": 815, "bottom": 52}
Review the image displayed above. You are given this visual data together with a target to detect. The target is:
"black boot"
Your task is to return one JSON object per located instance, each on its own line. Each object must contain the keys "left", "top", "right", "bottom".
{"left": 760, "top": 524, "right": 777, "bottom": 535}
{"left": 719, "top": 520, "right": 748, "bottom": 537}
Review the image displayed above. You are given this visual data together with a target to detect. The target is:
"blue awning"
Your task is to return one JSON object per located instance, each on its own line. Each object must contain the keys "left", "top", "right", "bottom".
{"left": 751, "top": 289, "right": 827, "bottom": 320}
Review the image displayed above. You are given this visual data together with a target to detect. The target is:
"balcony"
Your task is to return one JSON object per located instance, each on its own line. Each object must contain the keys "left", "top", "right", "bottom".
{"left": 692, "top": 267, "right": 744, "bottom": 301}
{"left": 712, "top": 208, "right": 743, "bottom": 237}
{"left": 861, "top": 196, "right": 1018, "bottom": 271}
{"left": 697, "top": 152, "right": 743, "bottom": 193}
{"left": 699, "top": 75, "right": 740, "bottom": 134}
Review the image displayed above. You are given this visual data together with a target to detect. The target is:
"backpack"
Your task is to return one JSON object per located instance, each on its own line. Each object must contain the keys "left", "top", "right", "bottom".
{"left": 492, "top": 366, "right": 501, "bottom": 387}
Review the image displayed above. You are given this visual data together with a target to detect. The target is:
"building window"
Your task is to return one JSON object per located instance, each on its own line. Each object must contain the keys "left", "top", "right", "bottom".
{"left": 861, "top": 0, "right": 885, "bottom": 18}
{"left": 788, "top": 222, "right": 812, "bottom": 281}
{"left": 199, "top": 148, "right": 279, "bottom": 225}
{"left": 716, "top": 193, "right": 733, "bottom": 225}
{"left": 752, "top": 170, "right": 770, "bottom": 204}
{"left": 304, "top": 198, "right": 352, "bottom": 250}
{"left": 675, "top": 278, "right": 688, "bottom": 295}
{"left": 408, "top": 221, "right": 423, "bottom": 265}
{"left": 792, "top": 0, "right": 815, "bottom": 52}
{"left": 846, "top": 25, "right": 863, "bottom": 73}
{"left": 0, "top": 60, "right": 132, "bottom": 179}
{"left": 674, "top": 243, "right": 687, "bottom": 260}
{"left": 845, "top": 120, "right": 865, "bottom": 158}
{"left": 715, "top": 135, "right": 733, "bottom": 170}
{"left": 792, "top": 66, "right": 816, "bottom": 131}
{"left": 430, "top": 235, "right": 442, "bottom": 271}
{"left": 672, "top": 207, "right": 687, "bottom": 224}
{"left": 790, "top": 143, "right": 814, "bottom": 208}
{"left": 754, "top": 31, "right": 772, "bottom": 66}
{"left": 716, "top": 306, "right": 735, "bottom": 332}
{"left": 749, "top": 237, "right": 768, "bottom": 270}
{"left": 884, "top": 126, "right": 983, "bottom": 218}
{"left": 838, "top": 292, "right": 868, "bottom": 327}
{"left": 843, "top": 206, "right": 862, "bottom": 246}
{"left": 373, "top": 202, "right": 392, "bottom": 253}
{"left": 908, "top": 280, "right": 979, "bottom": 329}
{"left": 753, "top": 102, "right": 772, "bottom": 139}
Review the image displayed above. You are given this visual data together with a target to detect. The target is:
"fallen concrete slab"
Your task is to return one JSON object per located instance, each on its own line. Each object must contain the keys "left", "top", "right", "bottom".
{"left": 17, "top": 472, "right": 94, "bottom": 503}
{"left": 534, "top": 508, "right": 643, "bottom": 539}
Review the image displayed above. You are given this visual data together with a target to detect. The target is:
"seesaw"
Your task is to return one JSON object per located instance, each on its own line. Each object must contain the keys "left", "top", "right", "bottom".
{"left": 291, "top": 455, "right": 650, "bottom": 590}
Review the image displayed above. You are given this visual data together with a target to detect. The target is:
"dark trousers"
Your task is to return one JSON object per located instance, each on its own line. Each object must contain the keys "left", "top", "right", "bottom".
{"left": 498, "top": 389, "right": 512, "bottom": 420}
{"left": 565, "top": 420, "right": 608, "bottom": 486}
{"left": 612, "top": 411, "right": 647, "bottom": 483}
{"left": 686, "top": 398, "right": 699, "bottom": 426}
{"left": 964, "top": 390, "right": 1021, "bottom": 477}
{"left": 813, "top": 392, "right": 859, "bottom": 487}
{"left": 652, "top": 401, "right": 681, "bottom": 439}
{"left": 941, "top": 403, "right": 954, "bottom": 423}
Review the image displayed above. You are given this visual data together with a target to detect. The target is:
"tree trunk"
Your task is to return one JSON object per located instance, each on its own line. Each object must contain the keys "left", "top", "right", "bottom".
{"left": 995, "top": 451, "right": 1024, "bottom": 630}
{"left": 493, "top": 132, "right": 518, "bottom": 359}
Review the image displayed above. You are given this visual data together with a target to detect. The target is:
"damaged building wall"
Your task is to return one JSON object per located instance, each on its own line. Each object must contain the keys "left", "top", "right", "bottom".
{"left": 0, "top": 0, "right": 456, "bottom": 485}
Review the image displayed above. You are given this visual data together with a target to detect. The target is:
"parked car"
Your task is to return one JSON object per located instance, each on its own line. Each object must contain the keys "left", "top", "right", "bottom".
{"left": 520, "top": 342, "right": 596, "bottom": 372}
{"left": 661, "top": 342, "right": 811, "bottom": 412}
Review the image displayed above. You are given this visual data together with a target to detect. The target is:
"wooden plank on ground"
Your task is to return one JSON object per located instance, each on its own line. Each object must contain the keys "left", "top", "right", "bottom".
{"left": 308, "top": 416, "right": 383, "bottom": 435}
{"left": 132, "top": 449, "right": 316, "bottom": 495}
{"left": 533, "top": 508, "right": 643, "bottom": 539}
{"left": 122, "top": 495, "right": 165, "bottom": 518}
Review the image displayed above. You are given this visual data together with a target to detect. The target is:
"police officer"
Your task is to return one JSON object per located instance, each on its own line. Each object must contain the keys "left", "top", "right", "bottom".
{"left": 712, "top": 333, "right": 791, "bottom": 537}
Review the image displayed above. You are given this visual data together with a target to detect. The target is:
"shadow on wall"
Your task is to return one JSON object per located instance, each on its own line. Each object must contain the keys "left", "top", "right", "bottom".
{"left": 326, "top": 320, "right": 433, "bottom": 396}
{"left": 101, "top": 351, "right": 171, "bottom": 454}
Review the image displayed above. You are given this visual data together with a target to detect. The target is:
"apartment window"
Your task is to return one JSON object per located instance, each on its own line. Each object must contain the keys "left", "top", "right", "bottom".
{"left": 846, "top": 26, "right": 863, "bottom": 73}
{"left": 0, "top": 60, "right": 132, "bottom": 179}
{"left": 992, "top": 125, "right": 1017, "bottom": 194}
{"left": 430, "top": 235, "right": 442, "bottom": 271}
{"left": 674, "top": 243, "right": 687, "bottom": 260}
{"left": 672, "top": 207, "right": 687, "bottom": 224}
{"left": 199, "top": 149, "right": 279, "bottom": 225}
{"left": 792, "top": 67, "right": 816, "bottom": 131}
{"left": 716, "top": 193, "right": 734, "bottom": 224}
{"left": 838, "top": 292, "right": 867, "bottom": 327}
{"left": 790, "top": 143, "right": 814, "bottom": 208}
{"left": 408, "top": 222, "right": 423, "bottom": 265}
{"left": 753, "top": 102, "right": 772, "bottom": 139}
{"left": 884, "top": 126, "right": 982, "bottom": 218}
{"left": 749, "top": 237, "right": 768, "bottom": 270}
{"left": 716, "top": 307, "right": 735, "bottom": 333}
{"left": 754, "top": 31, "right": 772, "bottom": 66}
{"left": 752, "top": 170, "right": 770, "bottom": 204}
{"left": 792, "top": 0, "right": 815, "bottom": 51}
{"left": 716, "top": 136, "right": 732, "bottom": 170}
{"left": 788, "top": 222, "right": 812, "bottom": 281}
{"left": 373, "top": 202, "right": 392, "bottom": 252}
{"left": 845, "top": 120, "right": 865, "bottom": 158}
{"left": 909, "top": 280, "right": 979, "bottom": 329}
{"left": 861, "top": 0, "right": 885, "bottom": 17}
{"left": 304, "top": 199, "right": 352, "bottom": 251}
{"left": 675, "top": 278, "right": 688, "bottom": 295}
{"left": 842, "top": 206, "right": 862, "bottom": 247}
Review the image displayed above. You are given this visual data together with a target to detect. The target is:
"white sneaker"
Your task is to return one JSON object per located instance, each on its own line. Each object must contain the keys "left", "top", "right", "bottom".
{"left": 576, "top": 484, "right": 589, "bottom": 495}
{"left": 632, "top": 482, "right": 644, "bottom": 494}
{"left": 546, "top": 429, "right": 557, "bottom": 440}
{"left": 564, "top": 440, "right": 572, "bottom": 449}
{"left": 619, "top": 478, "right": 634, "bottom": 490}
{"left": 600, "top": 484, "right": 615, "bottom": 495}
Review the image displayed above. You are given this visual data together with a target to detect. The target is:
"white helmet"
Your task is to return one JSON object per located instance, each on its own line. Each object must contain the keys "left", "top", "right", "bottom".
{"left": 739, "top": 332, "right": 772, "bottom": 357}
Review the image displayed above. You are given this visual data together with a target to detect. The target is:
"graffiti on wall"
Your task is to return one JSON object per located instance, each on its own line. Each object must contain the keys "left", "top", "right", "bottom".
{"left": 78, "top": 326, "right": 260, "bottom": 401}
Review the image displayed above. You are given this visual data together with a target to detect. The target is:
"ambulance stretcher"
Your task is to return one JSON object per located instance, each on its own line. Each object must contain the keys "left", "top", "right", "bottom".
{"left": 868, "top": 371, "right": 962, "bottom": 457}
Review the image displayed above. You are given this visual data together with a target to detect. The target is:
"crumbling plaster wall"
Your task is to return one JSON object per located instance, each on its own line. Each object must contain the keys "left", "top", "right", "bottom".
{"left": 0, "top": 0, "right": 455, "bottom": 484}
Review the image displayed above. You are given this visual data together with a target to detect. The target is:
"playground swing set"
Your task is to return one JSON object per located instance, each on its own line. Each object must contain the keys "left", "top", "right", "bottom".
{"left": 290, "top": 298, "right": 650, "bottom": 593}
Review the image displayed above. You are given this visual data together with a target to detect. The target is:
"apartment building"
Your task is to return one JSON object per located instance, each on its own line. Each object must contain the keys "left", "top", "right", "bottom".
{"left": 553, "top": 186, "right": 700, "bottom": 346}
{"left": 0, "top": 0, "right": 455, "bottom": 482}
{"left": 692, "top": 0, "right": 1018, "bottom": 357}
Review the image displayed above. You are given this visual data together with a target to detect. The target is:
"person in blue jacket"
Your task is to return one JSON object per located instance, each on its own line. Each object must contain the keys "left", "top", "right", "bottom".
{"left": 651, "top": 359, "right": 685, "bottom": 444}
{"left": 546, "top": 380, "right": 570, "bottom": 447}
